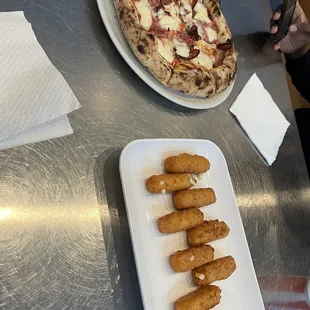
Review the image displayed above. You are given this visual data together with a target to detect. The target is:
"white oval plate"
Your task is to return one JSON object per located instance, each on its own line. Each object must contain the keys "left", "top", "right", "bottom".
{"left": 97, "top": 0, "right": 235, "bottom": 110}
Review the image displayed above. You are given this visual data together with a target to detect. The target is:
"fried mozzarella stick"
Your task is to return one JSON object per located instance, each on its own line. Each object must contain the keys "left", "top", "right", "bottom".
{"left": 165, "top": 153, "right": 210, "bottom": 174}
{"left": 187, "top": 220, "right": 230, "bottom": 246}
{"left": 146, "top": 173, "right": 196, "bottom": 193}
{"left": 192, "top": 256, "right": 237, "bottom": 285}
{"left": 173, "top": 188, "right": 216, "bottom": 209}
{"left": 175, "top": 285, "right": 221, "bottom": 310}
{"left": 158, "top": 209, "right": 203, "bottom": 234}
{"left": 170, "top": 245, "right": 214, "bottom": 272}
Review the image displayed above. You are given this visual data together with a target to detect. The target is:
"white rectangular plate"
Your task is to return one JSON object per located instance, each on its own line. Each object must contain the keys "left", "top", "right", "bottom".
{"left": 120, "top": 139, "right": 264, "bottom": 310}
{"left": 96, "top": 0, "right": 234, "bottom": 110}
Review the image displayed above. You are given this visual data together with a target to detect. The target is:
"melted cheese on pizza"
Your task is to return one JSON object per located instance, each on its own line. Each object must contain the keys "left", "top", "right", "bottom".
{"left": 134, "top": 0, "right": 153, "bottom": 30}
{"left": 133, "top": 0, "right": 231, "bottom": 69}
{"left": 192, "top": 41, "right": 215, "bottom": 69}
{"left": 156, "top": 38, "right": 174, "bottom": 63}
{"left": 179, "top": 0, "right": 192, "bottom": 23}
{"left": 191, "top": 52, "right": 213, "bottom": 69}
{"left": 194, "top": 3, "right": 217, "bottom": 43}
{"left": 157, "top": 9, "right": 180, "bottom": 30}
{"left": 164, "top": 2, "right": 179, "bottom": 19}
{"left": 173, "top": 38, "right": 190, "bottom": 58}
{"left": 193, "top": 2, "right": 211, "bottom": 23}
{"left": 206, "top": 28, "right": 217, "bottom": 43}
{"left": 195, "top": 21, "right": 217, "bottom": 44}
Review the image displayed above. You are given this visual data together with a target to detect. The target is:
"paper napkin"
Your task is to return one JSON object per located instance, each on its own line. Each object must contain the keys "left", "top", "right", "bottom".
{"left": 0, "top": 115, "right": 73, "bottom": 151}
{"left": 0, "top": 11, "right": 80, "bottom": 149}
{"left": 230, "top": 74, "right": 290, "bottom": 165}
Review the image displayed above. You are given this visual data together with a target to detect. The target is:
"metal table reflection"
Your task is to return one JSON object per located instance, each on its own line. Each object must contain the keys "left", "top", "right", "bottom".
{"left": 0, "top": 0, "right": 310, "bottom": 309}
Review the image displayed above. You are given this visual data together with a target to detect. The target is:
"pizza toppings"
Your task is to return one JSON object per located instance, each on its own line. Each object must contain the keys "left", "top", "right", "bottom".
{"left": 150, "top": 16, "right": 169, "bottom": 37}
{"left": 161, "top": 0, "right": 172, "bottom": 4}
{"left": 133, "top": 0, "right": 233, "bottom": 70}
{"left": 191, "top": 51, "right": 214, "bottom": 69}
{"left": 193, "top": 2, "right": 211, "bottom": 23}
{"left": 156, "top": 38, "right": 174, "bottom": 62}
{"left": 173, "top": 38, "right": 190, "bottom": 58}
{"left": 134, "top": 0, "right": 153, "bottom": 30}
{"left": 157, "top": 8, "right": 181, "bottom": 30}
{"left": 156, "top": 34, "right": 201, "bottom": 62}
{"left": 149, "top": 0, "right": 161, "bottom": 8}
{"left": 217, "top": 39, "right": 233, "bottom": 51}
{"left": 187, "top": 47, "right": 200, "bottom": 60}
{"left": 187, "top": 25, "right": 200, "bottom": 41}
{"left": 191, "top": 0, "right": 198, "bottom": 9}
{"left": 179, "top": 0, "right": 192, "bottom": 23}
{"left": 163, "top": 1, "right": 179, "bottom": 19}
{"left": 195, "top": 20, "right": 217, "bottom": 43}
{"left": 175, "top": 31, "right": 195, "bottom": 46}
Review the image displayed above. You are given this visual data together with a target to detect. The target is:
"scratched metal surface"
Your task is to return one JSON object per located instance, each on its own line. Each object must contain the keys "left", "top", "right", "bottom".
{"left": 0, "top": 0, "right": 309, "bottom": 309}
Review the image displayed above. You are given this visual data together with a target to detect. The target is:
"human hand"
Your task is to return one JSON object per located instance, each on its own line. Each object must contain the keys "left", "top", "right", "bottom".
{"left": 271, "top": 1, "right": 310, "bottom": 56}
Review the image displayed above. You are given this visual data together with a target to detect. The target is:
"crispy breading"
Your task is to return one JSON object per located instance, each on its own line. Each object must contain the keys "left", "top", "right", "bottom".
{"left": 170, "top": 245, "right": 214, "bottom": 272}
{"left": 146, "top": 173, "right": 196, "bottom": 193}
{"left": 187, "top": 220, "right": 230, "bottom": 246}
{"left": 175, "top": 285, "right": 221, "bottom": 310}
{"left": 158, "top": 209, "right": 203, "bottom": 234}
{"left": 192, "top": 256, "right": 237, "bottom": 285}
{"left": 173, "top": 188, "right": 216, "bottom": 209}
{"left": 165, "top": 153, "right": 210, "bottom": 174}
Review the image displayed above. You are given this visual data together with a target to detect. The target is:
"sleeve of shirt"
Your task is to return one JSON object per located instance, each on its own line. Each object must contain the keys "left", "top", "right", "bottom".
{"left": 285, "top": 50, "right": 310, "bottom": 103}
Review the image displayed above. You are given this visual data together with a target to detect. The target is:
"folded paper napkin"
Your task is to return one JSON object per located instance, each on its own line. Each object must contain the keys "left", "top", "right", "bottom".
{"left": 230, "top": 74, "right": 290, "bottom": 165}
{"left": 0, "top": 116, "right": 73, "bottom": 151}
{"left": 0, "top": 11, "right": 81, "bottom": 150}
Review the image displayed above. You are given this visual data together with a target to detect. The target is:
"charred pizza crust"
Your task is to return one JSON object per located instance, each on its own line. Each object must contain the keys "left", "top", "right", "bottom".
{"left": 114, "top": 0, "right": 237, "bottom": 97}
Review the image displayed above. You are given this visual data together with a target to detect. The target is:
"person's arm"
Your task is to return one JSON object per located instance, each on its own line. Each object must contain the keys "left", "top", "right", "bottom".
{"left": 270, "top": 1, "right": 310, "bottom": 102}
{"left": 286, "top": 50, "right": 310, "bottom": 102}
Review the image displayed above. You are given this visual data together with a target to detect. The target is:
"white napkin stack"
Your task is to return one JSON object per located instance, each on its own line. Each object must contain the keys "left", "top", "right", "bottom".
{"left": 230, "top": 74, "right": 290, "bottom": 165}
{"left": 0, "top": 11, "right": 81, "bottom": 150}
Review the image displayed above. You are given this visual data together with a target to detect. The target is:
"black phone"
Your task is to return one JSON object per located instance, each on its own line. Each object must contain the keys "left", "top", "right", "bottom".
{"left": 271, "top": 0, "right": 297, "bottom": 44}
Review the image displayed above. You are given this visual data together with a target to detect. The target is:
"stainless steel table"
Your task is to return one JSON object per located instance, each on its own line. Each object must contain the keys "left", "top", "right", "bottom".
{"left": 1, "top": 0, "right": 310, "bottom": 309}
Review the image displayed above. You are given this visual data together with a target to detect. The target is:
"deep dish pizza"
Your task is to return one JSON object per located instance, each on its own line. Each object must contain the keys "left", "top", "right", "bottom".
{"left": 115, "top": 0, "right": 237, "bottom": 97}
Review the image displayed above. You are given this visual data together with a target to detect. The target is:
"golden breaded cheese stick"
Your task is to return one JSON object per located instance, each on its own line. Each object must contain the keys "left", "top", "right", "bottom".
{"left": 187, "top": 220, "right": 230, "bottom": 246}
{"left": 165, "top": 153, "right": 210, "bottom": 174}
{"left": 192, "top": 256, "right": 237, "bottom": 285}
{"left": 170, "top": 245, "right": 215, "bottom": 272}
{"left": 175, "top": 285, "right": 221, "bottom": 310}
{"left": 146, "top": 173, "right": 196, "bottom": 194}
{"left": 158, "top": 209, "right": 203, "bottom": 234}
{"left": 173, "top": 188, "right": 216, "bottom": 209}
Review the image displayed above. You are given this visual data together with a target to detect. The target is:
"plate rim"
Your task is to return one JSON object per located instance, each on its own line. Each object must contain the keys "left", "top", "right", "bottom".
{"left": 119, "top": 138, "right": 264, "bottom": 310}
{"left": 96, "top": 0, "right": 235, "bottom": 110}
